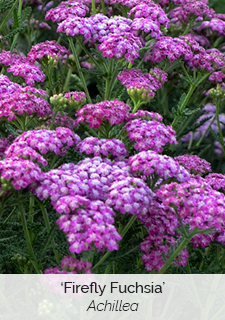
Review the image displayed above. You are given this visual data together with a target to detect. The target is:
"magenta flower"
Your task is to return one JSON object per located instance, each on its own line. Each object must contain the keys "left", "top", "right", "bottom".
{"left": 75, "top": 100, "right": 131, "bottom": 128}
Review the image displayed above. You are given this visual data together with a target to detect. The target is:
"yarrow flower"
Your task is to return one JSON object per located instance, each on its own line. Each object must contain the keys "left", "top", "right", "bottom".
{"left": 45, "top": 1, "right": 89, "bottom": 22}
{"left": 27, "top": 40, "right": 70, "bottom": 63}
{"left": 174, "top": 155, "right": 211, "bottom": 175}
{"left": 128, "top": 151, "right": 190, "bottom": 184}
{"left": 7, "top": 62, "right": 45, "bottom": 86}
{"left": 78, "top": 137, "right": 128, "bottom": 160}
{"left": 45, "top": 256, "right": 92, "bottom": 274}
{"left": 204, "top": 173, "right": 225, "bottom": 192}
{"left": 124, "top": 118, "right": 177, "bottom": 153}
{"left": 156, "top": 179, "right": 225, "bottom": 246}
{"left": 5, "top": 128, "right": 81, "bottom": 159}
{"left": 106, "top": 177, "right": 154, "bottom": 216}
{"left": 56, "top": 195, "right": 121, "bottom": 253}
{"left": 117, "top": 68, "right": 167, "bottom": 101}
{"left": 128, "top": 3, "right": 170, "bottom": 28}
{"left": 0, "top": 88, "right": 52, "bottom": 121}
{"left": 98, "top": 32, "right": 143, "bottom": 63}
{"left": 75, "top": 100, "right": 131, "bottom": 128}
{"left": 0, "top": 75, "right": 21, "bottom": 94}
{"left": 0, "top": 158, "right": 43, "bottom": 191}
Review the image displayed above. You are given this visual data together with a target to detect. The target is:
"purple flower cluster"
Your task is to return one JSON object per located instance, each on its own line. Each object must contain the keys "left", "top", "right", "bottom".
{"left": 204, "top": 173, "right": 225, "bottom": 192}
{"left": 75, "top": 100, "right": 131, "bottom": 128}
{"left": 98, "top": 32, "right": 143, "bottom": 63}
{"left": 5, "top": 128, "right": 81, "bottom": 161}
{"left": 78, "top": 137, "right": 128, "bottom": 159}
{"left": 129, "top": 151, "right": 190, "bottom": 183}
{"left": 174, "top": 155, "right": 211, "bottom": 175}
{"left": 117, "top": 68, "right": 167, "bottom": 99}
{"left": 196, "top": 18, "right": 225, "bottom": 36}
{"left": 27, "top": 40, "right": 70, "bottom": 63}
{"left": 169, "top": 1, "right": 214, "bottom": 22}
{"left": 0, "top": 75, "right": 21, "bottom": 95}
{"left": 45, "top": 256, "right": 92, "bottom": 274}
{"left": 0, "top": 87, "right": 52, "bottom": 121}
{"left": 128, "top": 2, "right": 169, "bottom": 28}
{"left": 0, "top": 158, "right": 43, "bottom": 190}
{"left": 45, "top": 0, "right": 90, "bottom": 22}
{"left": 106, "top": 177, "right": 154, "bottom": 216}
{"left": 56, "top": 195, "right": 121, "bottom": 253}
{"left": 156, "top": 179, "right": 225, "bottom": 246}
{"left": 124, "top": 118, "right": 177, "bottom": 152}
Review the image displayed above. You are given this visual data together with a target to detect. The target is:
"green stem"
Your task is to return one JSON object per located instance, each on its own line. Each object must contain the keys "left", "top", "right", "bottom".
{"left": 37, "top": 200, "right": 60, "bottom": 264}
{"left": 195, "top": 115, "right": 216, "bottom": 147}
{"left": 18, "top": 200, "right": 41, "bottom": 273}
{"left": 91, "top": 0, "right": 96, "bottom": 14}
{"left": 158, "top": 227, "right": 199, "bottom": 274}
{"left": 172, "top": 83, "right": 196, "bottom": 128}
{"left": 104, "top": 59, "right": 114, "bottom": 100}
{"left": 69, "top": 38, "right": 92, "bottom": 103}
{"left": 92, "top": 215, "right": 137, "bottom": 270}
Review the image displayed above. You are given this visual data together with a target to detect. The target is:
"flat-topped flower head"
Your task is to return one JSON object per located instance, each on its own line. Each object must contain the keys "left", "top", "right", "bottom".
{"left": 79, "top": 137, "right": 128, "bottom": 160}
{"left": 0, "top": 89, "right": 52, "bottom": 121}
{"left": 98, "top": 32, "right": 144, "bottom": 63}
{"left": 128, "top": 3, "right": 169, "bottom": 28}
{"left": 106, "top": 176, "right": 154, "bottom": 216}
{"left": 75, "top": 99, "right": 131, "bottom": 128}
{"left": 118, "top": 68, "right": 167, "bottom": 102}
{"left": 5, "top": 128, "right": 81, "bottom": 158}
{"left": 0, "top": 158, "right": 43, "bottom": 191}
{"left": 27, "top": 41, "right": 70, "bottom": 63}
{"left": 129, "top": 151, "right": 190, "bottom": 185}
{"left": 124, "top": 118, "right": 177, "bottom": 153}
{"left": 56, "top": 195, "right": 121, "bottom": 253}
{"left": 175, "top": 155, "right": 211, "bottom": 175}
{"left": 0, "top": 75, "right": 21, "bottom": 94}
{"left": 7, "top": 62, "right": 45, "bottom": 86}
{"left": 45, "top": 1, "right": 89, "bottom": 22}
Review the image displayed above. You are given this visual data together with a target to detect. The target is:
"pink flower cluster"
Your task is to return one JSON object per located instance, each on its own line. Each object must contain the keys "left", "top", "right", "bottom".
{"left": 45, "top": 256, "right": 92, "bottom": 274}
{"left": 0, "top": 87, "right": 52, "bottom": 121}
{"left": 175, "top": 155, "right": 211, "bottom": 174}
{"left": 27, "top": 40, "right": 70, "bottom": 63}
{"left": 129, "top": 151, "right": 190, "bottom": 183}
{"left": 75, "top": 100, "right": 131, "bottom": 128}
{"left": 56, "top": 195, "right": 121, "bottom": 253}
{"left": 78, "top": 137, "right": 128, "bottom": 159}
{"left": 124, "top": 118, "right": 177, "bottom": 153}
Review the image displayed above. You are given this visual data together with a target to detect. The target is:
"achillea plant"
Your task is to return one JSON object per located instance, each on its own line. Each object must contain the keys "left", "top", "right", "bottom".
{"left": 0, "top": 0, "right": 225, "bottom": 275}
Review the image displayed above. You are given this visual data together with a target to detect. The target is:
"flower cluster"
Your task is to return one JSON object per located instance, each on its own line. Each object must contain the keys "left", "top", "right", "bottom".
{"left": 56, "top": 195, "right": 121, "bottom": 253}
{"left": 174, "top": 155, "right": 211, "bottom": 175}
{"left": 117, "top": 68, "right": 167, "bottom": 100}
{"left": 124, "top": 118, "right": 177, "bottom": 152}
{"left": 128, "top": 2, "right": 170, "bottom": 28}
{"left": 98, "top": 32, "right": 143, "bottom": 63}
{"left": 45, "top": 1, "right": 90, "bottom": 22}
{"left": 0, "top": 75, "right": 21, "bottom": 94}
{"left": 78, "top": 137, "right": 128, "bottom": 159}
{"left": 75, "top": 100, "right": 131, "bottom": 128}
{"left": 0, "top": 88, "right": 52, "bottom": 121}
{"left": 0, "top": 158, "right": 43, "bottom": 190}
{"left": 45, "top": 256, "right": 92, "bottom": 274}
{"left": 106, "top": 177, "right": 154, "bottom": 216}
{"left": 27, "top": 40, "right": 70, "bottom": 63}
{"left": 5, "top": 128, "right": 81, "bottom": 160}
{"left": 129, "top": 151, "right": 190, "bottom": 183}
{"left": 156, "top": 179, "right": 225, "bottom": 246}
